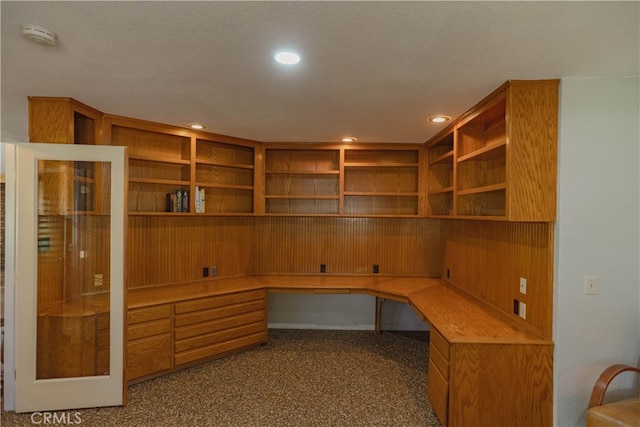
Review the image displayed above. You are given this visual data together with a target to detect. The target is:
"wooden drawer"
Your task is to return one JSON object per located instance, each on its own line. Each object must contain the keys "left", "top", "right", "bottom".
{"left": 128, "top": 304, "right": 172, "bottom": 325}
{"left": 175, "top": 321, "right": 266, "bottom": 354}
{"left": 175, "top": 330, "right": 267, "bottom": 366}
{"left": 174, "top": 289, "right": 266, "bottom": 315}
{"left": 175, "top": 310, "right": 266, "bottom": 341}
{"left": 428, "top": 358, "right": 449, "bottom": 426}
{"left": 430, "top": 341, "right": 449, "bottom": 381}
{"left": 174, "top": 299, "right": 266, "bottom": 328}
{"left": 127, "top": 334, "right": 172, "bottom": 380}
{"left": 128, "top": 318, "right": 172, "bottom": 341}
{"left": 96, "top": 348, "right": 110, "bottom": 376}
{"left": 430, "top": 327, "right": 449, "bottom": 360}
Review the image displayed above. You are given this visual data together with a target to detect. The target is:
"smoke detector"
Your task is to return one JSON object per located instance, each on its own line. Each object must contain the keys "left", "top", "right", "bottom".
{"left": 21, "top": 24, "right": 57, "bottom": 46}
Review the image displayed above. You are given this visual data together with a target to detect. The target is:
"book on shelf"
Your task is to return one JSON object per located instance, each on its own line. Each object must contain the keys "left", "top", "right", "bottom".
{"left": 166, "top": 189, "right": 189, "bottom": 212}
{"left": 195, "top": 186, "right": 206, "bottom": 213}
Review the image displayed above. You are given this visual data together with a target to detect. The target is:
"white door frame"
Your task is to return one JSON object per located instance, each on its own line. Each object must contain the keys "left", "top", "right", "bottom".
{"left": 3, "top": 142, "right": 126, "bottom": 412}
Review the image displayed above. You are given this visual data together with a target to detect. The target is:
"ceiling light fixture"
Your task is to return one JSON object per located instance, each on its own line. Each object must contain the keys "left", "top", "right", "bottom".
{"left": 342, "top": 136, "right": 357, "bottom": 143}
{"left": 188, "top": 123, "right": 206, "bottom": 130}
{"left": 21, "top": 24, "right": 57, "bottom": 46}
{"left": 428, "top": 115, "right": 451, "bottom": 124}
{"left": 275, "top": 51, "right": 301, "bottom": 65}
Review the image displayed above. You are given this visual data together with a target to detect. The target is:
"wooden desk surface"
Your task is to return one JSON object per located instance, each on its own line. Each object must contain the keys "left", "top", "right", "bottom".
{"left": 127, "top": 274, "right": 550, "bottom": 345}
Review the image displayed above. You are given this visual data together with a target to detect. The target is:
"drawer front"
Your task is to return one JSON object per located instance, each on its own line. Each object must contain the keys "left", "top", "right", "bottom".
{"left": 428, "top": 359, "right": 449, "bottom": 426}
{"left": 174, "top": 330, "right": 267, "bottom": 366}
{"left": 96, "top": 348, "right": 110, "bottom": 376}
{"left": 127, "top": 334, "right": 172, "bottom": 380}
{"left": 97, "top": 329, "right": 110, "bottom": 349}
{"left": 174, "top": 299, "right": 266, "bottom": 328}
{"left": 174, "top": 289, "right": 266, "bottom": 315}
{"left": 430, "top": 342, "right": 449, "bottom": 381}
{"left": 175, "top": 310, "right": 266, "bottom": 341}
{"left": 128, "top": 304, "right": 172, "bottom": 325}
{"left": 128, "top": 318, "right": 172, "bottom": 341}
{"left": 175, "top": 321, "right": 266, "bottom": 354}
{"left": 97, "top": 314, "right": 110, "bottom": 331}
{"left": 430, "top": 327, "right": 450, "bottom": 360}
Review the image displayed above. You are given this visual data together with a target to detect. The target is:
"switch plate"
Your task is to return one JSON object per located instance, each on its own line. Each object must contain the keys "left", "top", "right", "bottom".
{"left": 519, "top": 277, "right": 527, "bottom": 295}
{"left": 519, "top": 301, "right": 527, "bottom": 319}
{"left": 211, "top": 266, "right": 217, "bottom": 276}
{"left": 585, "top": 276, "right": 597, "bottom": 295}
{"left": 94, "top": 273, "right": 103, "bottom": 287}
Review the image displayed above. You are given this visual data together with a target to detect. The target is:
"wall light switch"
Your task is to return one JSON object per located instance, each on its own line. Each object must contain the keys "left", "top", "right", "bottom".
{"left": 585, "top": 276, "right": 597, "bottom": 295}
{"left": 519, "top": 277, "right": 527, "bottom": 295}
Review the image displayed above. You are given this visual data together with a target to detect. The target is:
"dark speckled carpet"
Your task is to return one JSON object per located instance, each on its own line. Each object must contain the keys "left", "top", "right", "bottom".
{"left": 2, "top": 329, "right": 441, "bottom": 427}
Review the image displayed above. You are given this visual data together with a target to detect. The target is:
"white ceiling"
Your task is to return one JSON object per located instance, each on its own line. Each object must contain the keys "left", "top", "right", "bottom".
{"left": 2, "top": 1, "right": 638, "bottom": 144}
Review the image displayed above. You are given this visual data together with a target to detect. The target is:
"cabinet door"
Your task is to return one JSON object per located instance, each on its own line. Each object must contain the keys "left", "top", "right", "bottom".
{"left": 5, "top": 142, "right": 126, "bottom": 412}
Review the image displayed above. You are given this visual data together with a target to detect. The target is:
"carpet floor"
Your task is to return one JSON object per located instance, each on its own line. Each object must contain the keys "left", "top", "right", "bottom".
{"left": 2, "top": 329, "right": 442, "bottom": 427}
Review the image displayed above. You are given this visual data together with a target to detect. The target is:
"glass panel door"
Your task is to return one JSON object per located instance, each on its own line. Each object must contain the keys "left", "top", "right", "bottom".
{"left": 5, "top": 142, "right": 125, "bottom": 412}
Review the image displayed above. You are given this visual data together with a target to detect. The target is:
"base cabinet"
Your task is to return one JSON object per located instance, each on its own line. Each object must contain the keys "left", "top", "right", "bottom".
{"left": 126, "top": 289, "right": 268, "bottom": 382}
{"left": 126, "top": 304, "right": 173, "bottom": 381}
{"left": 428, "top": 327, "right": 553, "bottom": 427}
{"left": 174, "top": 289, "right": 268, "bottom": 366}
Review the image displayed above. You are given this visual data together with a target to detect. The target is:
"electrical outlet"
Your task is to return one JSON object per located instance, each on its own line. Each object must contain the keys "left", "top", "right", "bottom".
{"left": 519, "top": 277, "right": 527, "bottom": 295}
{"left": 211, "top": 266, "right": 217, "bottom": 276}
{"left": 513, "top": 299, "right": 519, "bottom": 315}
{"left": 94, "top": 273, "right": 103, "bottom": 287}
{"left": 320, "top": 264, "right": 326, "bottom": 273}
{"left": 203, "top": 267, "right": 209, "bottom": 277}
{"left": 585, "top": 276, "right": 597, "bottom": 295}
{"left": 373, "top": 264, "right": 379, "bottom": 274}
{"left": 519, "top": 301, "right": 527, "bottom": 319}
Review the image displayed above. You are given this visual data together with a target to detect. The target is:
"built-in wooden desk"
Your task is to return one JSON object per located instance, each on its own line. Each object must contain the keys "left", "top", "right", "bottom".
{"left": 39, "top": 276, "right": 552, "bottom": 426}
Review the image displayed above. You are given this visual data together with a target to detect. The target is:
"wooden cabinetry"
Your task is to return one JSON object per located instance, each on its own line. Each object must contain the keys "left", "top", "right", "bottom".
{"left": 264, "top": 145, "right": 423, "bottom": 216}
{"left": 265, "top": 148, "right": 341, "bottom": 215}
{"left": 425, "top": 80, "right": 558, "bottom": 221}
{"left": 105, "top": 115, "right": 257, "bottom": 215}
{"left": 174, "top": 289, "right": 268, "bottom": 366}
{"left": 344, "top": 148, "right": 421, "bottom": 216}
{"left": 127, "top": 304, "right": 173, "bottom": 382}
{"left": 29, "top": 97, "right": 105, "bottom": 215}
{"left": 427, "top": 327, "right": 449, "bottom": 426}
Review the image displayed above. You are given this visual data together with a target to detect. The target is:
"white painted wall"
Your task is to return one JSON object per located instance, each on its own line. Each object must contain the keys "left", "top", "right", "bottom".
{"left": 554, "top": 77, "right": 640, "bottom": 426}
{"left": 268, "top": 293, "right": 428, "bottom": 331}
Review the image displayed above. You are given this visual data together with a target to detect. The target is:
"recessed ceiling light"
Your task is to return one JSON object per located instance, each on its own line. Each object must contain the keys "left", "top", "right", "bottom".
{"left": 275, "top": 51, "right": 301, "bottom": 65}
{"left": 188, "top": 123, "right": 206, "bottom": 130}
{"left": 342, "top": 136, "right": 357, "bottom": 143}
{"left": 428, "top": 115, "right": 451, "bottom": 124}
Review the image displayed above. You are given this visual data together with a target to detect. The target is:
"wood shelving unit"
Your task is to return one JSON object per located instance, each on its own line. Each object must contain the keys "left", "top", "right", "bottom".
{"left": 264, "top": 146, "right": 422, "bottom": 217}
{"left": 425, "top": 80, "right": 559, "bottom": 221}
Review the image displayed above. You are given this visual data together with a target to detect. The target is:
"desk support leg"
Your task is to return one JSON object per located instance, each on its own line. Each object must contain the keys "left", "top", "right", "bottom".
{"left": 375, "top": 297, "right": 385, "bottom": 335}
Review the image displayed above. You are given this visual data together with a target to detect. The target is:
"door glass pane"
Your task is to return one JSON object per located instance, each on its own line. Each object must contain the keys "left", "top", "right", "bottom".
{"left": 36, "top": 159, "right": 111, "bottom": 379}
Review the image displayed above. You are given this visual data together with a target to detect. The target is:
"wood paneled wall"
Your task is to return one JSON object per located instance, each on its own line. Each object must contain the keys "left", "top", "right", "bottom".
{"left": 127, "top": 216, "right": 255, "bottom": 288}
{"left": 254, "top": 217, "right": 441, "bottom": 276}
{"left": 440, "top": 220, "right": 554, "bottom": 339}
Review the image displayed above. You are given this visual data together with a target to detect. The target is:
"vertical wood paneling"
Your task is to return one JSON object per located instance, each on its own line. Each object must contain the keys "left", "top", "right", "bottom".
{"left": 441, "top": 220, "right": 554, "bottom": 339}
{"left": 254, "top": 217, "right": 440, "bottom": 276}
{"left": 127, "top": 216, "right": 255, "bottom": 288}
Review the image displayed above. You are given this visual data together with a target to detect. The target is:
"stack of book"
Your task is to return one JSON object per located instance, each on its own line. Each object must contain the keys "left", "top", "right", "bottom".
{"left": 166, "top": 189, "right": 189, "bottom": 212}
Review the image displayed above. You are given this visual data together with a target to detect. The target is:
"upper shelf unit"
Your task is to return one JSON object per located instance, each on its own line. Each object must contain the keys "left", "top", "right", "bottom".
{"left": 28, "top": 97, "right": 107, "bottom": 216}
{"left": 425, "top": 79, "right": 559, "bottom": 221}
{"left": 103, "top": 115, "right": 257, "bottom": 215}
{"left": 264, "top": 145, "right": 423, "bottom": 217}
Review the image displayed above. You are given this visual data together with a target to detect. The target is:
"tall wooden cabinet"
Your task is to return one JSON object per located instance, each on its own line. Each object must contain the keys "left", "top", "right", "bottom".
{"left": 426, "top": 80, "right": 558, "bottom": 221}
